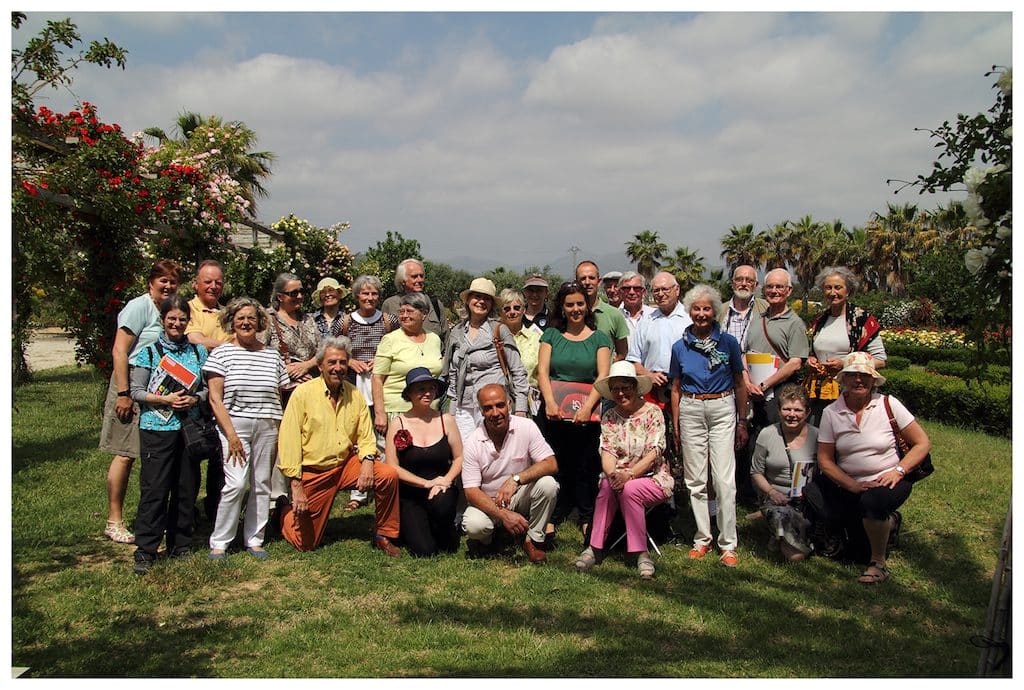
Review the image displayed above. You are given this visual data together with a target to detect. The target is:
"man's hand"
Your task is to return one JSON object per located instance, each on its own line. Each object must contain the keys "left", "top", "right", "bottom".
{"left": 374, "top": 409, "right": 388, "bottom": 434}
{"left": 649, "top": 371, "right": 668, "bottom": 387}
{"left": 499, "top": 508, "right": 529, "bottom": 536}
{"left": 494, "top": 477, "right": 518, "bottom": 508}
{"left": 115, "top": 396, "right": 134, "bottom": 422}
{"left": 356, "top": 458, "right": 375, "bottom": 492}
{"left": 291, "top": 483, "right": 309, "bottom": 515}
{"left": 735, "top": 423, "right": 749, "bottom": 450}
{"left": 746, "top": 380, "right": 764, "bottom": 398}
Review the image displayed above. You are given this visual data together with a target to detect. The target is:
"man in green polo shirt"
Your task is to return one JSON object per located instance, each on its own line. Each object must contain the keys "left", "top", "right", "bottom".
{"left": 575, "top": 260, "right": 628, "bottom": 361}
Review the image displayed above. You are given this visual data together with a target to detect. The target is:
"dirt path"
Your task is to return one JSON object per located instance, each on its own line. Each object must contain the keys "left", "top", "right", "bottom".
{"left": 24, "top": 328, "right": 79, "bottom": 371}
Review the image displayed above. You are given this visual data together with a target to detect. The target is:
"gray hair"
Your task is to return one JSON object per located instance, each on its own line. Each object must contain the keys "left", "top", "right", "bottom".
{"left": 682, "top": 283, "right": 724, "bottom": 318}
{"left": 814, "top": 266, "right": 859, "bottom": 296}
{"left": 219, "top": 297, "right": 267, "bottom": 333}
{"left": 352, "top": 274, "right": 383, "bottom": 295}
{"left": 764, "top": 268, "right": 793, "bottom": 288}
{"left": 270, "top": 272, "right": 301, "bottom": 309}
{"left": 400, "top": 291, "right": 431, "bottom": 314}
{"left": 499, "top": 288, "right": 525, "bottom": 307}
{"left": 394, "top": 258, "right": 423, "bottom": 290}
{"left": 316, "top": 335, "right": 353, "bottom": 363}
{"left": 618, "top": 271, "right": 646, "bottom": 288}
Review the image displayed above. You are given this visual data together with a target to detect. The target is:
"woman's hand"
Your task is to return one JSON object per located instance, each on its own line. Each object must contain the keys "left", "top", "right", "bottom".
{"left": 374, "top": 409, "right": 388, "bottom": 435}
{"left": 822, "top": 358, "right": 844, "bottom": 374}
{"left": 348, "top": 359, "right": 371, "bottom": 375}
{"left": 544, "top": 399, "right": 560, "bottom": 421}
{"left": 875, "top": 468, "right": 904, "bottom": 489}
{"left": 608, "top": 468, "right": 630, "bottom": 492}
{"left": 226, "top": 434, "right": 247, "bottom": 466}
{"left": 572, "top": 405, "right": 593, "bottom": 425}
{"left": 767, "top": 489, "right": 790, "bottom": 506}
{"left": 114, "top": 395, "right": 134, "bottom": 422}
{"left": 164, "top": 390, "right": 195, "bottom": 410}
{"left": 426, "top": 476, "right": 452, "bottom": 500}
{"left": 285, "top": 361, "right": 309, "bottom": 380}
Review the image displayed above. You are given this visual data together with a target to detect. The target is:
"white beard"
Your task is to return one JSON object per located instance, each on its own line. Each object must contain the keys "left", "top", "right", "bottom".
{"left": 733, "top": 288, "right": 753, "bottom": 300}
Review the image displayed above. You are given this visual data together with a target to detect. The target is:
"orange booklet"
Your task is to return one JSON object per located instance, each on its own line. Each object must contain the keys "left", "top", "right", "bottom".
{"left": 550, "top": 381, "right": 600, "bottom": 422}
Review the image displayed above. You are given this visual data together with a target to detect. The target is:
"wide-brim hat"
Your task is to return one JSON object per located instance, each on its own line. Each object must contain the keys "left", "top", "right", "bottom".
{"left": 312, "top": 277, "right": 343, "bottom": 307}
{"left": 401, "top": 367, "right": 443, "bottom": 400}
{"left": 835, "top": 351, "right": 886, "bottom": 386}
{"left": 459, "top": 277, "right": 498, "bottom": 304}
{"left": 594, "top": 360, "right": 654, "bottom": 400}
{"left": 523, "top": 274, "right": 549, "bottom": 289}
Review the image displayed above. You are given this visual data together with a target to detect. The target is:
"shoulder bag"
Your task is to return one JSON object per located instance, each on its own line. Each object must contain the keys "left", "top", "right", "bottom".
{"left": 883, "top": 395, "right": 934, "bottom": 483}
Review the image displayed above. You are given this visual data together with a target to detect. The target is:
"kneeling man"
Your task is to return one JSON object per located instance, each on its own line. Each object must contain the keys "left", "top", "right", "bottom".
{"left": 278, "top": 336, "right": 401, "bottom": 555}
{"left": 462, "top": 384, "right": 559, "bottom": 563}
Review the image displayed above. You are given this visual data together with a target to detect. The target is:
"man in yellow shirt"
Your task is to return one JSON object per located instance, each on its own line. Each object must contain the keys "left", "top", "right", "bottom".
{"left": 278, "top": 336, "right": 401, "bottom": 555}
{"left": 185, "top": 260, "right": 231, "bottom": 348}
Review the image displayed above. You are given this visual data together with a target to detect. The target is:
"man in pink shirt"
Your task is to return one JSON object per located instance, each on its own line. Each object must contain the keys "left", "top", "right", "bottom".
{"left": 461, "top": 384, "right": 559, "bottom": 563}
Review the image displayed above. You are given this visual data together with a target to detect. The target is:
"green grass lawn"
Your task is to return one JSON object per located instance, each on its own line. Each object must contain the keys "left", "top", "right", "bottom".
{"left": 11, "top": 367, "right": 1012, "bottom": 677}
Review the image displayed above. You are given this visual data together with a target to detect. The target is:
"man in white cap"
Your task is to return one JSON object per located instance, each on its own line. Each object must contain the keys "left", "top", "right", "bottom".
{"left": 381, "top": 258, "right": 449, "bottom": 341}
{"left": 602, "top": 270, "right": 623, "bottom": 308}
{"left": 522, "top": 274, "right": 550, "bottom": 333}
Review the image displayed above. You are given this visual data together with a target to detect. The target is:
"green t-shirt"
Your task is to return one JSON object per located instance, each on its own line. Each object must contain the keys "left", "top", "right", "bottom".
{"left": 540, "top": 328, "right": 613, "bottom": 383}
{"left": 592, "top": 298, "right": 629, "bottom": 347}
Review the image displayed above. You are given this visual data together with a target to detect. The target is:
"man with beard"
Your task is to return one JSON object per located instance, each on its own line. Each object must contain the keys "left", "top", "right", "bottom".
{"left": 717, "top": 265, "right": 767, "bottom": 346}
{"left": 381, "top": 258, "right": 449, "bottom": 341}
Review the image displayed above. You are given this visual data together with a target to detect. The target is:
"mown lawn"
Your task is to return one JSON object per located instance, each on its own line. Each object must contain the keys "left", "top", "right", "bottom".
{"left": 11, "top": 367, "right": 1011, "bottom": 677}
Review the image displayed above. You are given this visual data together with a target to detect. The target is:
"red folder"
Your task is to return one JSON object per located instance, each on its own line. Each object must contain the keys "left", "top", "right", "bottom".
{"left": 550, "top": 380, "right": 600, "bottom": 422}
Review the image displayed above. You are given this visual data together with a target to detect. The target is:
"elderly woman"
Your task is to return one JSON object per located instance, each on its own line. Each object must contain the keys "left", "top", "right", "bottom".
{"left": 372, "top": 292, "right": 444, "bottom": 434}
{"left": 340, "top": 274, "right": 399, "bottom": 512}
{"left": 750, "top": 384, "right": 817, "bottom": 562}
{"left": 815, "top": 352, "right": 931, "bottom": 583}
{"left": 262, "top": 272, "right": 321, "bottom": 394}
{"left": 312, "top": 277, "right": 345, "bottom": 338}
{"left": 443, "top": 278, "right": 529, "bottom": 439}
{"left": 99, "top": 258, "right": 181, "bottom": 544}
{"left": 669, "top": 284, "right": 748, "bottom": 568}
{"left": 128, "top": 295, "right": 207, "bottom": 574}
{"left": 805, "top": 266, "right": 886, "bottom": 424}
{"left": 537, "top": 281, "right": 612, "bottom": 541}
{"left": 499, "top": 287, "right": 542, "bottom": 416}
{"left": 204, "top": 298, "right": 290, "bottom": 560}
{"left": 575, "top": 361, "right": 673, "bottom": 579}
{"left": 384, "top": 368, "right": 464, "bottom": 556}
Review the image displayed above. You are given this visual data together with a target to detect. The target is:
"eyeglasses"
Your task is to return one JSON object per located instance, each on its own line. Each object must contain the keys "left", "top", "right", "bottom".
{"left": 764, "top": 284, "right": 791, "bottom": 291}
{"left": 733, "top": 277, "right": 757, "bottom": 285}
{"left": 651, "top": 286, "right": 676, "bottom": 295}
{"left": 502, "top": 304, "right": 523, "bottom": 313}
{"left": 621, "top": 285, "right": 645, "bottom": 292}
{"left": 281, "top": 289, "right": 304, "bottom": 297}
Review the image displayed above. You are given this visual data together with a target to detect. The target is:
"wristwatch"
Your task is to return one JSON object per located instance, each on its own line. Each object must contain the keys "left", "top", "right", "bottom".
{"left": 116, "top": 390, "right": 130, "bottom": 397}
{"left": 512, "top": 474, "right": 521, "bottom": 485}
{"left": 894, "top": 465, "right": 906, "bottom": 476}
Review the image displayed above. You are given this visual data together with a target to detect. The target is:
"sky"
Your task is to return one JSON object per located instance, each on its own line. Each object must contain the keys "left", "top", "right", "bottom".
{"left": 8, "top": 7, "right": 1014, "bottom": 277}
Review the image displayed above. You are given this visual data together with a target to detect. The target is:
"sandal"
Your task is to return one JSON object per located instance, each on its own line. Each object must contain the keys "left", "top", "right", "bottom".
{"left": 104, "top": 520, "right": 135, "bottom": 544}
{"left": 857, "top": 561, "right": 890, "bottom": 584}
{"left": 637, "top": 553, "right": 655, "bottom": 580}
{"left": 574, "top": 547, "right": 601, "bottom": 572}
{"left": 343, "top": 498, "right": 366, "bottom": 513}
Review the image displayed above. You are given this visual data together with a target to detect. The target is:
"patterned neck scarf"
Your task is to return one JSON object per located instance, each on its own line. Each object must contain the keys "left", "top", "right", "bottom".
{"left": 690, "top": 334, "right": 728, "bottom": 370}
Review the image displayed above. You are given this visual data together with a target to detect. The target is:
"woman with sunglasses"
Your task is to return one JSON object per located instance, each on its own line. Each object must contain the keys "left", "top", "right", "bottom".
{"left": 442, "top": 278, "right": 528, "bottom": 440}
{"left": 536, "top": 281, "right": 611, "bottom": 542}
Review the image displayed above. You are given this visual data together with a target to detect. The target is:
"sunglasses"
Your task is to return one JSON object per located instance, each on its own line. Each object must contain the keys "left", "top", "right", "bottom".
{"left": 281, "top": 289, "right": 304, "bottom": 298}
{"left": 502, "top": 304, "right": 523, "bottom": 313}
{"left": 621, "top": 286, "right": 645, "bottom": 292}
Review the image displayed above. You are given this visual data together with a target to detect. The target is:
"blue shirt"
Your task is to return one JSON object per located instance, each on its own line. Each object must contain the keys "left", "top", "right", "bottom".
{"left": 668, "top": 324, "right": 744, "bottom": 394}
{"left": 627, "top": 301, "right": 692, "bottom": 373}
{"left": 133, "top": 340, "right": 208, "bottom": 431}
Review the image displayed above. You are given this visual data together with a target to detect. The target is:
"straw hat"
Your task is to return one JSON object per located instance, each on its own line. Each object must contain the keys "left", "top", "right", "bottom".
{"left": 835, "top": 351, "right": 886, "bottom": 386}
{"left": 312, "top": 277, "right": 343, "bottom": 307}
{"left": 459, "top": 277, "right": 498, "bottom": 304}
{"left": 594, "top": 360, "right": 654, "bottom": 400}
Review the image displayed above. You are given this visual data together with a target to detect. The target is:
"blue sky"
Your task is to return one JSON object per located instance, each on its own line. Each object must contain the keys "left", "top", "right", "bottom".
{"left": 10, "top": 9, "right": 1014, "bottom": 276}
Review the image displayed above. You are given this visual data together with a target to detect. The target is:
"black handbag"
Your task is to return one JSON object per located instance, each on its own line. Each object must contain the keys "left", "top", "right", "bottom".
{"left": 182, "top": 398, "right": 221, "bottom": 461}
{"left": 884, "top": 395, "right": 934, "bottom": 483}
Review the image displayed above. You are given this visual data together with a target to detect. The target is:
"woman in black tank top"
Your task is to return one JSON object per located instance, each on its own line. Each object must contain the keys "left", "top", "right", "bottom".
{"left": 384, "top": 368, "right": 464, "bottom": 556}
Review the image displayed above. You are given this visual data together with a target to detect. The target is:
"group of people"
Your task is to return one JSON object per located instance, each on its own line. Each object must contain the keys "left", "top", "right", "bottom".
{"left": 99, "top": 255, "right": 930, "bottom": 585}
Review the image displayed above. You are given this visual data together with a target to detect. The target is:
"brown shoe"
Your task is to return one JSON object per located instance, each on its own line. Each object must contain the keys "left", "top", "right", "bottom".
{"left": 372, "top": 535, "right": 401, "bottom": 558}
{"left": 523, "top": 537, "right": 547, "bottom": 564}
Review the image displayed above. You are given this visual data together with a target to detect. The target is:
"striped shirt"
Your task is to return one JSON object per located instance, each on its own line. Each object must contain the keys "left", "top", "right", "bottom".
{"left": 202, "top": 343, "right": 290, "bottom": 420}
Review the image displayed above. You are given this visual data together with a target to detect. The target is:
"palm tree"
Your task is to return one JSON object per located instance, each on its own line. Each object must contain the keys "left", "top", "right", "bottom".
{"left": 719, "top": 223, "right": 764, "bottom": 273}
{"left": 663, "top": 246, "right": 706, "bottom": 292}
{"left": 145, "top": 111, "right": 275, "bottom": 212}
{"left": 625, "top": 230, "right": 667, "bottom": 284}
{"left": 865, "top": 203, "right": 936, "bottom": 296}
{"left": 762, "top": 221, "right": 791, "bottom": 271}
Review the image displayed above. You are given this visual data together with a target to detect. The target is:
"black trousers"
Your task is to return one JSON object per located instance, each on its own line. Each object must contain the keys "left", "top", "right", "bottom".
{"left": 200, "top": 452, "right": 225, "bottom": 522}
{"left": 539, "top": 403, "right": 601, "bottom": 528}
{"left": 136, "top": 429, "right": 198, "bottom": 557}
{"left": 398, "top": 485, "right": 460, "bottom": 557}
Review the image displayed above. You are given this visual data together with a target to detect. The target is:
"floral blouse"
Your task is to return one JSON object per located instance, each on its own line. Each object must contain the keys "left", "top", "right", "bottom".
{"left": 600, "top": 401, "right": 674, "bottom": 497}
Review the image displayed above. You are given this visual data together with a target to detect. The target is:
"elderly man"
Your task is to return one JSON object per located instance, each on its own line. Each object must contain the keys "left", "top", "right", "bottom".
{"left": 718, "top": 265, "right": 768, "bottom": 346}
{"left": 602, "top": 270, "right": 623, "bottom": 308}
{"left": 522, "top": 274, "right": 550, "bottom": 333}
{"left": 381, "top": 258, "right": 449, "bottom": 341}
{"left": 618, "top": 271, "right": 656, "bottom": 338}
{"left": 184, "top": 259, "right": 228, "bottom": 521}
{"left": 462, "top": 384, "right": 559, "bottom": 563}
{"left": 277, "top": 336, "right": 401, "bottom": 555}
{"left": 576, "top": 260, "right": 629, "bottom": 360}
{"left": 627, "top": 272, "right": 692, "bottom": 391}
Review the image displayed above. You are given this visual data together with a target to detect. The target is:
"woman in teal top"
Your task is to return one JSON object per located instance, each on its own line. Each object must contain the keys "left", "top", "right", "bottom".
{"left": 537, "top": 281, "right": 611, "bottom": 542}
{"left": 128, "top": 295, "right": 208, "bottom": 575}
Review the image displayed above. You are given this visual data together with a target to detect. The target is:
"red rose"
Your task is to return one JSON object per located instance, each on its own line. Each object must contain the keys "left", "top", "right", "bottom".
{"left": 394, "top": 429, "right": 413, "bottom": 452}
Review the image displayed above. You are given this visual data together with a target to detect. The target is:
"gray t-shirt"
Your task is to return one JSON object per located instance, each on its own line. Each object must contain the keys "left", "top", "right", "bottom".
{"left": 750, "top": 423, "right": 818, "bottom": 495}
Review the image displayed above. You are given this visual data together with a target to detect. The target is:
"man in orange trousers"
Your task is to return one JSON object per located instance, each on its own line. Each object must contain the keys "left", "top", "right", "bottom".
{"left": 277, "top": 336, "right": 401, "bottom": 555}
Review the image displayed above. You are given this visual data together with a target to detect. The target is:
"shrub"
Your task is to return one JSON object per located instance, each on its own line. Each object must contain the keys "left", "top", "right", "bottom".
{"left": 925, "top": 360, "right": 1012, "bottom": 385}
{"left": 885, "top": 355, "right": 911, "bottom": 370}
{"left": 883, "top": 368, "right": 1010, "bottom": 437}
{"left": 886, "top": 342, "right": 1011, "bottom": 366}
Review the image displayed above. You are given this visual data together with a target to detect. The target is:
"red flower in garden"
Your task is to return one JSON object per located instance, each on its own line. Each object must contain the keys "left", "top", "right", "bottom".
{"left": 20, "top": 180, "right": 38, "bottom": 196}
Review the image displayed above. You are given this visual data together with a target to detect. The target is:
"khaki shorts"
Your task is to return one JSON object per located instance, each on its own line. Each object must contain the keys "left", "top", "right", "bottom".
{"left": 98, "top": 375, "right": 140, "bottom": 458}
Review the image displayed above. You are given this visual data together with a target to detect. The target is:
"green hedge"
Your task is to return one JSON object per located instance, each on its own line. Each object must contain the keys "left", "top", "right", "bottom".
{"left": 885, "top": 355, "right": 911, "bottom": 370}
{"left": 883, "top": 368, "right": 1010, "bottom": 437}
{"left": 925, "top": 360, "right": 1012, "bottom": 385}
{"left": 886, "top": 342, "right": 1011, "bottom": 366}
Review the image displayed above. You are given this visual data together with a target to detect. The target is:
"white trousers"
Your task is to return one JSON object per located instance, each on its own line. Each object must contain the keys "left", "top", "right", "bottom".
{"left": 462, "top": 475, "right": 559, "bottom": 545}
{"left": 453, "top": 404, "right": 483, "bottom": 442}
{"left": 678, "top": 395, "right": 738, "bottom": 551}
{"left": 209, "top": 415, "right": 279, "bottom": 550}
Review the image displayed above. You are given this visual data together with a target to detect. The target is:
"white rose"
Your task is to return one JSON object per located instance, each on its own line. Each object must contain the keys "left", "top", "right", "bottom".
{"left": 996, "top": 226, "right": 1011, "bottom": 240}
{"left": 964, "top": 249, "right": 988, "bottom": 275}
{"left": 964, "top": 167, "right": 986, "bottom": 192}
